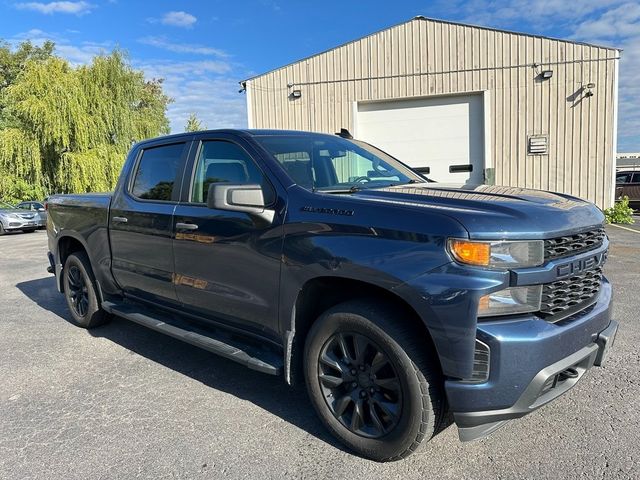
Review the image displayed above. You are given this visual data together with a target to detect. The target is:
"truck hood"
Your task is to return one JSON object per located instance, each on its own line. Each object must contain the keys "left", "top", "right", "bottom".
{"left": 351, "top": 183, "right": 605, "bottom": 239}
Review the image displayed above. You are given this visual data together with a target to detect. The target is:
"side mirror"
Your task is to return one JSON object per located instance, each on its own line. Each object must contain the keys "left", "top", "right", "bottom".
{"left": 38, "top": 207, "right": 45, "bottom": 212}
{"left": 207, "top": 183, "right": 274, "bottom": 223}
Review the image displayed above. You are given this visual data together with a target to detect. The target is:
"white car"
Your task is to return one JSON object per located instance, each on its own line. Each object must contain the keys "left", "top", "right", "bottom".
{"left": 0, "top": 201, "right": 39, "bottom": 235}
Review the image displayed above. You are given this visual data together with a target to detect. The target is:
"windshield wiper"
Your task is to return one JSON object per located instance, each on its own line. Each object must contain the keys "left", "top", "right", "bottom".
{"left": 317, "top": 185, "right": 363, "bottom": 194}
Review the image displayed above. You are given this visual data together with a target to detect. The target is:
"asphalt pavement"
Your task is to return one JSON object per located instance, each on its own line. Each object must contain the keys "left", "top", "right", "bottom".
{"left": 0, "top": 228, "right": 638, "bottom": 479}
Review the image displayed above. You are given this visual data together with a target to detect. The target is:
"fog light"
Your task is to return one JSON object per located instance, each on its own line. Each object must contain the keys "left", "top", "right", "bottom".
{"left": 478, "top": 285, "right": 542, "bottom": 317}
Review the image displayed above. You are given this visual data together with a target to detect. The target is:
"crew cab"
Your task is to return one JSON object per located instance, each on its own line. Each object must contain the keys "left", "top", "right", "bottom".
{"left": 47, "top": 129, "right": 618, "bottom": 461}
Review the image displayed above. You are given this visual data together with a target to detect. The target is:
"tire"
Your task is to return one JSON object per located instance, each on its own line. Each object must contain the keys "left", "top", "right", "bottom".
{"left": 0, "top": 222, "right": 5, "bottom": 236}
{"left": 63, "top": 251, "right": 110, "bottom": 329}
{"left": 304, "top": 300, "right": 444, "bottom": 462}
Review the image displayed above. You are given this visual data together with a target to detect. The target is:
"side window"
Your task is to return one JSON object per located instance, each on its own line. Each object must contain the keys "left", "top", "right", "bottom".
{"left": 616, "top": 173, "right": 632, "bottom": 184}
{"left": 191, "top": 140, "right": 266, "bottom": 203}
{"left": 131, "top": 143, "right": 185, "bottom": 201}
{"left": 632, "top": 173, "right": 640, "bottom": 183}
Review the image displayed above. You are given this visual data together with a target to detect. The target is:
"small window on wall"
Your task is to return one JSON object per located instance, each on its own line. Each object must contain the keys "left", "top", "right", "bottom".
{"left": 131, "top": 143, "right": 185, "bottom": 201}
{"left": 191, "top": 140, "right": 267, "bottom": 204}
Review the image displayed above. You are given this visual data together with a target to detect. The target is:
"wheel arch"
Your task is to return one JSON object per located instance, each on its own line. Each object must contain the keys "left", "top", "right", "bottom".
{"left": 284, "top": 276, "right": 441, "bottom": 386}
{"left": 55, "top": 234, "right": 98, "bottom": 296}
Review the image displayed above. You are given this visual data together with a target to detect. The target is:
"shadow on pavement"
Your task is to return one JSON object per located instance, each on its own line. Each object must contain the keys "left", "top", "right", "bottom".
{"left": 15, "top": 275, "right": 343, "bottom": 452}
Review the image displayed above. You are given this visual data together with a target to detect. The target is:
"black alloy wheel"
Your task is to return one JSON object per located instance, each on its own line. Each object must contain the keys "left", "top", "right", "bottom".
{"left": 318, "top": 332, "right": 402, "bottom": 438}
{"left": 66, "top": 265, "right": 89, "bottom": 318}
{"left": 62, "top": 251, "right": 110, "bottom": 329}
{"left": 304, "top": 300, "right": 445, "bottom": 461}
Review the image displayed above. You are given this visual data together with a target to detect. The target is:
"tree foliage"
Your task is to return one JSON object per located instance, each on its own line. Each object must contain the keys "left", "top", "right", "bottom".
{"left": 184, "top": 112, "right": 205, "bottom": 132}
{"left": 0, "top": 41, "right": 171, "bottom": 203}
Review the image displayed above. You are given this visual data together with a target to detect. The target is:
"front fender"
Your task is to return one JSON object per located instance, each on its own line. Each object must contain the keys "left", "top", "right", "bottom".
{"left": 393, "top": 263, "right": 509, "bottom": 379}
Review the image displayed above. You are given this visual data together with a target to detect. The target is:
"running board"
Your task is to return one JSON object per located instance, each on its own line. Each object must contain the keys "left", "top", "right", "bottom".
{"left": 102, "top": 300, "right": 282, "bottom": 376}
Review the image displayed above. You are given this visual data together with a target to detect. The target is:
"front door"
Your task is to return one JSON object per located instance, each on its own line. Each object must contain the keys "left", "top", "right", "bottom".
{"left": 110, "top": 141, "right": 190, "bottom": 305}
{"left": 172, "top": 136, "right": 284, "bottom": 337}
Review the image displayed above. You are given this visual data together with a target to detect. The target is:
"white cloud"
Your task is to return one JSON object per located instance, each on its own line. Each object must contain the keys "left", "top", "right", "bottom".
{"left": 160, "top": 11, "right": 197, "bottom": 28}
{"left": 139, "top": 36, "right": 228, "bottom": 57}
{"left": 11, "top": 29, "right": 109, "bottom": 64}
{"left": 9, "top": 29, "right": 245, "bottom": 134}
{"left": 136, "top": 59, "right": 247, "bottom": 132}
{"left": 15, "top": 1, "right": 94, "bottom": 15}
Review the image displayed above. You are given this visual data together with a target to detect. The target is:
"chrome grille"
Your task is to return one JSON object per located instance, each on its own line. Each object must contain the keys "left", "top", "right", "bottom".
{"left": 539, "top": 267, "right": 603, "bottom": 321}
{"left": 544, "top": 228, "right": 606, "bottom": 261}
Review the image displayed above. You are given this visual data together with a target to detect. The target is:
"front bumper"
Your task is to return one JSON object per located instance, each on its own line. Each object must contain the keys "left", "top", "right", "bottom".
{"left": 449, "top": 281, "right": 617, "bottom": 441}
{"left": 2, "top": 218, "right": 39, "bottom": 230}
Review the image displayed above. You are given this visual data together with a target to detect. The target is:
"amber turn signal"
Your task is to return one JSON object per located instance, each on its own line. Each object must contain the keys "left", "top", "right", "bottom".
{"left": 448, "top": 239, "right": 491, "bottom": 266}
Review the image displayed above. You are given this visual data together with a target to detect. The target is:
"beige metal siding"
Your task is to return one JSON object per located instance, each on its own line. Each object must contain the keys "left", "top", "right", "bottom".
{"left": 245, "top": 18, "right": 620, "bottom": 208}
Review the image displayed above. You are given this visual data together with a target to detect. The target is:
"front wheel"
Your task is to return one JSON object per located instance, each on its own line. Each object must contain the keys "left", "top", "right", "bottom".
{"left": 63, "top": 251, "right": 110, "bottom": 328}
{"left": 0, "top": 222, "right": 5, "bottom": 235}
{"left": 304, "top": 300, "right": 444, "bottom": 461}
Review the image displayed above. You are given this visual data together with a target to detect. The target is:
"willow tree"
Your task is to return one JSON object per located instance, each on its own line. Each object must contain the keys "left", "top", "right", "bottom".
{"left": 0, "top": 42, "right": 171, "bottom": 202}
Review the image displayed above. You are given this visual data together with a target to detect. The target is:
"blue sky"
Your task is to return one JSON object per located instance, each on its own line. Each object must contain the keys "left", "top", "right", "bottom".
{"left": 2, "top": 0, "right": 639, "bottom": 151}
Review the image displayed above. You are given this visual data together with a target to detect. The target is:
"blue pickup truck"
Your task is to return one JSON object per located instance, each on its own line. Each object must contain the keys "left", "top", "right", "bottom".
{"left": 47, "top": 129, "right": 617, "bottom": 461}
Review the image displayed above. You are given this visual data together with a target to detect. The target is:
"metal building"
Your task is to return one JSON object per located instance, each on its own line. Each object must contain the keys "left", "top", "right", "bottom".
{"left": 241, "top": 16, "right": 621, "bottom": 208}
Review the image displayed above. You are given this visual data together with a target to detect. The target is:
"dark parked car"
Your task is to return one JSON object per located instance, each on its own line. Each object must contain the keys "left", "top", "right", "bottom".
{"left": 46, "top": 129, "right": 617, "bottom": 461}
{"left": 15, "top": 201, "right": 47, "bottom": 229}
{"left": 0, "top": 201, "right": 39, "bottom": 235}
{"left": 615, "top": 170, "right": 640, "bottom": 210}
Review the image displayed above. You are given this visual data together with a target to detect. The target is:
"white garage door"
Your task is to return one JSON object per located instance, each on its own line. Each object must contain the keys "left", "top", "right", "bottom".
{"left": 355, "top": 94, "right": 485, "bottom": 184}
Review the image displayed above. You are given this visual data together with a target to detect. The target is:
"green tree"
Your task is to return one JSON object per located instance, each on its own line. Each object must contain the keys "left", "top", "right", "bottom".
{"left": 184, "top": 112, "right": 205, "bottom": 132}
{"left": 0, "top": 41, "right": 171, "bottom": 203}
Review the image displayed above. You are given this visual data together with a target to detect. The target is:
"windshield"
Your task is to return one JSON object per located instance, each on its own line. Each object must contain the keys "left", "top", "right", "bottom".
{"left": 0, "top": 201, "right": 16, "bottom": 210}
{"left": 254, "top": 135, "right": 424, "bottom": 192}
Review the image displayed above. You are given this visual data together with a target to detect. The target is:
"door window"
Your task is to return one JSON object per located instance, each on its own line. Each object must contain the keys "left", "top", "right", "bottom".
{"left": 191, "top": 140, "right": 267, "bottom": 203}
{"left": 632, "top": 173, "right": 640, "bottom": 183}
{"left": 616, "top": 172, "right": 632, "bottom": 184}
{"left": 131, "top": 143, "right": 185, "bottom": 201}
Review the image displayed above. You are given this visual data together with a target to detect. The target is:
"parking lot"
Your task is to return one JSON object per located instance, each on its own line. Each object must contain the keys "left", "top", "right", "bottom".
{"left": 0, "top": 227, "right": 638, "bottom": 479}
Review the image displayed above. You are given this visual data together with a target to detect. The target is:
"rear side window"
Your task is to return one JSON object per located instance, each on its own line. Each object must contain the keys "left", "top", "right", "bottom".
{"left": 131, "top": 143, "right": 185, "bottom": 201}
{"left": 632, "top": 173, "right": 640, "bottom": 183}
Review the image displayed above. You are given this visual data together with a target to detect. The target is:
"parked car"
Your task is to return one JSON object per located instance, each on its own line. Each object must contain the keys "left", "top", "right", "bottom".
{"left": 0, "top": 201, "right": 39, "bottom": 235}
{"left": 15, "top": 201, "right": 47, "bottom": 229}
{"left": 615, "top": 170, "right": 640, "bottom": 210}
{"left": 46, "top": 129, "right": 617, "bottom": 461}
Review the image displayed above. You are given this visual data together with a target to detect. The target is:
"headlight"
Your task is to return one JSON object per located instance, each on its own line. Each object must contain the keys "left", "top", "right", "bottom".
{"left": 448, "top": 239, "right": 544, "bottom": 268}
{"left": 478, "top": 285, "right": 542, "bottom": 317}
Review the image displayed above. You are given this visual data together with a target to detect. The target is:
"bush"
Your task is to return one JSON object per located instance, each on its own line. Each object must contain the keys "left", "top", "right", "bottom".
{"left": 604, "top": 196, "right": 635, "bottom": 224}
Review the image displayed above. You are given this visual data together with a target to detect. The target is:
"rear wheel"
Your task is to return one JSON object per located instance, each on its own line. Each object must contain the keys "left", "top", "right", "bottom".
{"left": 63, "top": 251, "right": 110, "bottom": 328}
{"left": 0, "top": 222, "right": 5, "bottom": 236}
{"left": 304, "top": 300, "right": 444, "bottom": 461}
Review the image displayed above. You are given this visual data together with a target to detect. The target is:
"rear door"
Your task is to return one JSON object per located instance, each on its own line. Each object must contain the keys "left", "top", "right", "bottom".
{"left": 171, "top": 134, "right": 284, "bottom": 337}
{"left": 110, "top": 140, "right": 190, "bottom": 305}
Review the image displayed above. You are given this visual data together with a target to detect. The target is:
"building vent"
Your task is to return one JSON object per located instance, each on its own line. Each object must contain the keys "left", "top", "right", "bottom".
{"left": 528, "top": 135, "right": 549, "bottom": 155}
